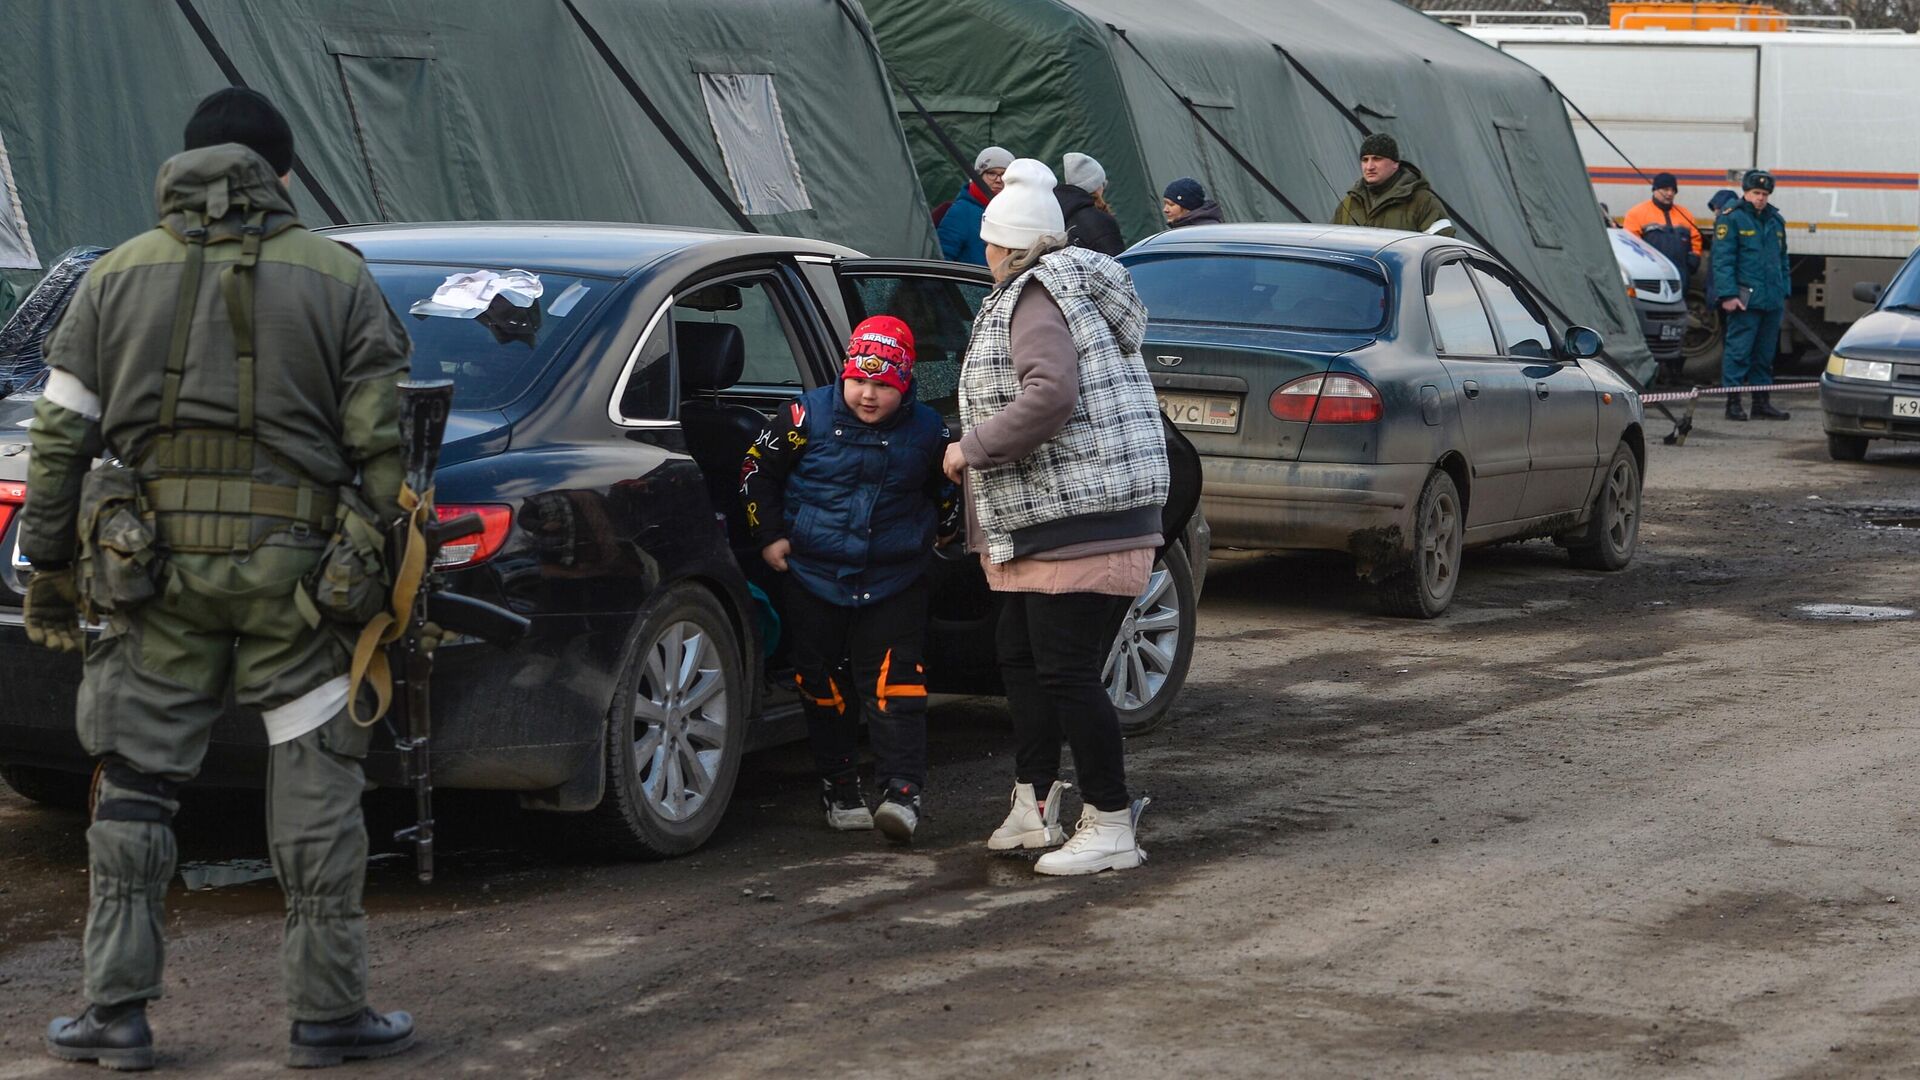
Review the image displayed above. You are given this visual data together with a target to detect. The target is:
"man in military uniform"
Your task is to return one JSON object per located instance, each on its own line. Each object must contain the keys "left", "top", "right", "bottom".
{"left": 1711, "top": 169, "right": 1793, "bottom": 421}
{"left": 1331, "top": 133, "right": 1456, "bottom": 237}
{"left": 20, "top": 89, "right": 416, "bottom": 1068}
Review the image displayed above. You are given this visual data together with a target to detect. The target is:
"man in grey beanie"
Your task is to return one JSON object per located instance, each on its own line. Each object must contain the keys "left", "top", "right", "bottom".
{"left": 1054, "top": 152, "right": 1124, "bottom": 255}
{"left": 1332, "top": 133, "right": 1454, "bottom": 236}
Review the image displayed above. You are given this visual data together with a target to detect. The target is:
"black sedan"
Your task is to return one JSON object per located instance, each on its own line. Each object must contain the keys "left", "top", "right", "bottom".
{"left": 0, "top": 224, "right": 1207, "bottom": 857}
{"left": 1820, "top": 247, "right": 1920, "bottom": 461}
{"left": 1118, "top": 223, "right": 1645, "bottom": 617}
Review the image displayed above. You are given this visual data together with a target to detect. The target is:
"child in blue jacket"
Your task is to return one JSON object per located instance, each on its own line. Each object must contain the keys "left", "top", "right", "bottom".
{"left": 740, "top": 316, "right": 957, "bottom": 842}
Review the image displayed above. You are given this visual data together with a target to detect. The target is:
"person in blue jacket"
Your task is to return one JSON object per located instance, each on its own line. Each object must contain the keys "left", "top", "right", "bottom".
{"left": 936, "top": 146, "right": 1012, "bottom": 265}
{"left": 740, "top": 315, "right": 958, "bottom": 843}
{"left": 1712, "top": 170, "right": 1793, "bottom": 421}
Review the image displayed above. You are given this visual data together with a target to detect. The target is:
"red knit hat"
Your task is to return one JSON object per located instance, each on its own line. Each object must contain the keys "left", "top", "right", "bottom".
{"left": 842, "top": 315, "right": 916, "bottom": 395}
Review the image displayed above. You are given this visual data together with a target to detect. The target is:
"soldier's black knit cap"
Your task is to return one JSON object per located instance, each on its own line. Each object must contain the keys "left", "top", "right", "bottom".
{"left": 184, "top": 88, "right": 294, "bottom": 175}
{"left": 1359, "top": 133, "right": 1399, "bottom": 161}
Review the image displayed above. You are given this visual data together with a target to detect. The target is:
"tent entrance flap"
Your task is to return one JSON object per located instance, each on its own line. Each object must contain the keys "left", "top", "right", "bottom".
{"left": 1495, "top": 119, "right": 1564, "bottom": 250}
{"left": 328, "top": 37, "right": 473, "bottom": 223}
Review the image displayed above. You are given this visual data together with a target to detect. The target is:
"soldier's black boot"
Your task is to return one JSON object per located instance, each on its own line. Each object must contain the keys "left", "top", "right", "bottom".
{"left": 1724, "top": 393, "right": 1748, "bottom": 421}
{"left": 287, "top": 1008, "right": 416, "bottom": 1068}
{"left": 46, "top": 1002, "right": 155, "bottom": 1071}
{"left": 1751, "top": 391, "right": 1791, "bottom": 420}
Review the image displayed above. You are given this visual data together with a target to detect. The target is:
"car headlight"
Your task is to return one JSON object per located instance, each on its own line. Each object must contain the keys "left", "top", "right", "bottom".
{"left": 1828, "top": 352, "right": 1893, "bottom": 382}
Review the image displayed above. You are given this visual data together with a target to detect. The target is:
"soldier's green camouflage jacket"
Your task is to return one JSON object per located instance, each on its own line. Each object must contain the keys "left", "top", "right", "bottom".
{"left": 21, "top": 143, "right": 409, "bottom": 565}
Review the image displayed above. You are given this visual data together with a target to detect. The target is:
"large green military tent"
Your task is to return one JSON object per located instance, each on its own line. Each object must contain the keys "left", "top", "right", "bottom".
{"left": 868, "top": 0, "right": 1656, "bottom": 382}
{"left": 0, "top": 0, "right": 935, "bottom": 306}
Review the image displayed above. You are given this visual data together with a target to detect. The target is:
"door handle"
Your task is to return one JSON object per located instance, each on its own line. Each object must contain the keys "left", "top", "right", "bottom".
{"left": 1462, "top": 380, "right": 1479, "bottom": 399}
{"left": 1535, "top": 382, "right": 1550, "bottom": 399}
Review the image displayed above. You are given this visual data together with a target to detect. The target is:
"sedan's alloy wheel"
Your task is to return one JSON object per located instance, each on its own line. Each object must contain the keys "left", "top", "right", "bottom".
{"left": 1420, "top": 488, "right": 1462, "bottom": 601}
{"left": 583, "top": 585, "right": 746, "bottom": 859}
{"left": 1601, "top": 455, "right": 1639, "bottom": 556}
{"left": 632, "top": 621, "right": 730, "bottom": 822}
{"left": 1105, "top": 564, "right": 1180, "bottom": 712}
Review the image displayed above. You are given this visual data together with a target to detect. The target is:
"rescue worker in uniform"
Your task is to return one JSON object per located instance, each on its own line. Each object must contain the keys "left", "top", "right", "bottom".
{"left": 1331, "top": 133, "right": 1455, "bottom": 237}
{"left": 20, "top": 89, "right": 416, "bottom": 1068}
{"left": 1711, "top": 169, "right": 1793, "bottom": 421}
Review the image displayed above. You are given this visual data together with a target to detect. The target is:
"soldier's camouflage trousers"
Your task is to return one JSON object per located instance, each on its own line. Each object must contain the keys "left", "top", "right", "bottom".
{"left": 76, "top": 547, "right": 374, "bottom": 1022}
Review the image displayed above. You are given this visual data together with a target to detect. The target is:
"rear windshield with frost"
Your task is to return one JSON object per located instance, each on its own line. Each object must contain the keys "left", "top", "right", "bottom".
{"left": 369, "top": 262, "right": 617, "bottom": 410}
{"left": 1127, "top": 254, "right": 1389, "bottom": 333}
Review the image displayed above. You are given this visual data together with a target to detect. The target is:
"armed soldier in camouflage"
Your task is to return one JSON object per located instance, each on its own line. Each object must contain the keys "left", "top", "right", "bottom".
{"left": 21, "top": 89, "right": 416, "bottom": 1069}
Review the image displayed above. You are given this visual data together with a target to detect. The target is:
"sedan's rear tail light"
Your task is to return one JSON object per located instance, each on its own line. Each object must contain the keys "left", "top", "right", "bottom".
{"left": 433, "top": 504, "right": 512, "bottom": 569}
{"left": 0, "top": 481, "right": 25, "bottom": 540}
{"left": 1267, "top": 374, "right": 1383, "bottom": 425}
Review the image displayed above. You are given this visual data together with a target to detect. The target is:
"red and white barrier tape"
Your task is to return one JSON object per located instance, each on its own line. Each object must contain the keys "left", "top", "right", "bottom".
{"left": 1639, "top": 381, "right": 1821, "bottom": 405}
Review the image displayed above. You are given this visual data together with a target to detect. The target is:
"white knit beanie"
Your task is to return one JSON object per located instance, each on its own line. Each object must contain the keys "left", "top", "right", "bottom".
{"left": 973, "top": 145, "right": 1014, "bottom": 173}
{"left": 1062, "top": 152, "right": 1107, "bottom": 194}
{"left": 980, "top": 158, "right": 1067, "bottom": 250}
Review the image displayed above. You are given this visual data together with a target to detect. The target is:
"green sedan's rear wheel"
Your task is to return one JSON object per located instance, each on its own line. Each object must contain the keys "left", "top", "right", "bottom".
{"left": 1377, "top": 469, "right": 1463, "bottom": 619}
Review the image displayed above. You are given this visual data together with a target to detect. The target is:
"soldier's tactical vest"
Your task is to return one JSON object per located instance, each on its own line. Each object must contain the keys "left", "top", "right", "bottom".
{"left": 135, "top": 202, "right": 338, "bottom": 555}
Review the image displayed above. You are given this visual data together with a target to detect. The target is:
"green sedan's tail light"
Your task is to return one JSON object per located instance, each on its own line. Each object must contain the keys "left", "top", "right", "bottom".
{"left": 1268, "top": 374, "right": 1382, "bottom": 425}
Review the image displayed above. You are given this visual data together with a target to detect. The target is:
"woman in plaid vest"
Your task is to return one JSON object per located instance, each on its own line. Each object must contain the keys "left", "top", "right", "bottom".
{"left": 941, "top": 159, "right": 1168, "bottom": 876}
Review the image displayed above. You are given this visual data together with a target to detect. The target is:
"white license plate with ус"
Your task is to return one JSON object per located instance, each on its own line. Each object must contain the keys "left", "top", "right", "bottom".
{"left": 1158, "top": 391, "right": 1240, "bottom": 432}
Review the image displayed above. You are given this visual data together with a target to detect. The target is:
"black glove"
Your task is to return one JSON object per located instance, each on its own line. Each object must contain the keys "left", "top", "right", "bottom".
{"left": 24, "top": 566, "right": 83, "bottom": 653}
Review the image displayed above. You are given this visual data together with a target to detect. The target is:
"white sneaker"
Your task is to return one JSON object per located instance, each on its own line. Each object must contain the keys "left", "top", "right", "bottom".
{"left": 821, "top": 779, "right": 873, "bottom": 831}
{"left": 873, "top": 789, "right": 921, "bottom": 844}
{"left": 987, "top": 781, "right": 1069, "bottom": 851}
{"left": 1034, "top": 798, "right": 1149, "bottom": 876}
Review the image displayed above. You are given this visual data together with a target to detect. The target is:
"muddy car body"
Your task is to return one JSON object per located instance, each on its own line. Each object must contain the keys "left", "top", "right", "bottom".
{"left": 0, "top": 223, "right": 1207, "bottom": 856}
{"left": 1120, "top": 224, "right": 1644, "bottom": 617}
{"left": 1820, "top": 247, "right": 1920, "bottom": 462}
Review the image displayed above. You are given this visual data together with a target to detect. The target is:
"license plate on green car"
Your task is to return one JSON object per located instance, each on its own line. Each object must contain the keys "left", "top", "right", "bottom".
{"left": 1158, "top": 392, "right": 1240, "bottom": 432}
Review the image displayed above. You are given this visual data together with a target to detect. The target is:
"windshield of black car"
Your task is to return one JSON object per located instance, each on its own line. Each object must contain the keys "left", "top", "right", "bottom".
{"left": 1126, "top": 254, "right": 1389, "bottom": 333}
{"left": 368, "top": 263, "right": 617, "bottom": 410}
{"left": 1881, "top": 253, "right": 1920, "bottom": 313}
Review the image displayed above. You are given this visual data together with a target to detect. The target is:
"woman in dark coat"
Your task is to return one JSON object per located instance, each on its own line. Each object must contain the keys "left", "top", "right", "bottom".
{"left": 1054, "top": 152, "right": 1124, "bottom": 257}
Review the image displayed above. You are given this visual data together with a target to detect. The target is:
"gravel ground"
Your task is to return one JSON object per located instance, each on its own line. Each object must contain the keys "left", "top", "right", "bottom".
{"left": 8, "top": 398, "right": 1920, "bottom": 1078}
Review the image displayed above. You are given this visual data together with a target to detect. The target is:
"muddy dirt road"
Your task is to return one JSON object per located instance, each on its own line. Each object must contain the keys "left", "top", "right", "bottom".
{"left": 9, "top": 403, "right": 1920, "bottom": 1078}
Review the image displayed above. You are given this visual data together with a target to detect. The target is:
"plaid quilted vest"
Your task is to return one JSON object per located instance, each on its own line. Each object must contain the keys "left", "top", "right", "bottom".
{"left": 960, "top": 246, "right": 1169, "bottom": 564}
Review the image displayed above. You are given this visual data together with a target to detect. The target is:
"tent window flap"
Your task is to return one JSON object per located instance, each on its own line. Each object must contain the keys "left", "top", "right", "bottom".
{"left": 0, "top": 131, "right": 39, "bottom": 270}
{"left": 698, "top": 73, "right": 812, "bottom": 216}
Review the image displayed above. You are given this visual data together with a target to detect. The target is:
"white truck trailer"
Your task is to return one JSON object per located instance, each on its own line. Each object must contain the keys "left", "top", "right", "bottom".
{"left": 1453, "top": 17, "right": 1920, "bottom": 365}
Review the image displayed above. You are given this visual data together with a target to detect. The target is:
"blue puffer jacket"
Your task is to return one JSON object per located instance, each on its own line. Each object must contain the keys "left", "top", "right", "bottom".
{"left": 782, "top": 383, "right": 949, "bottom": 607}
{"left": 936, "top": 184, "right": 990, "bottom": 266}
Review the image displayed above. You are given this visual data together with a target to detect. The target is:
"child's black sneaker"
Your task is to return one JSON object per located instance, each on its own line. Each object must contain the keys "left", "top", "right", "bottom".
{"left": 874, "top": 782, "right": 921, "bottom": 844}
{"left": 821, "top": 778, "right": 874, "bottom": 831}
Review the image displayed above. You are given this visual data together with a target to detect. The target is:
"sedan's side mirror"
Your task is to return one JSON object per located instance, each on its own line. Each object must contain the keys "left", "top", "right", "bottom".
{"left": 1853, "top": 281, "right": 1885, "bottom": 305}
{"left": 1561, "top": 325, "right": 1603, "bottom": 360}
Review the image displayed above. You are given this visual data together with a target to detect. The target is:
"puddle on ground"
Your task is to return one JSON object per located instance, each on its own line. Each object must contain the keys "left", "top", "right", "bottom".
{"left": 1820, "top": 504, "right": 1920, "bottom": 530}
{"left": 179, "top": 858, "right": 275, "bottom": 890}
{"left": 1792, "top": 603, "right": 1915, "bottom": 622}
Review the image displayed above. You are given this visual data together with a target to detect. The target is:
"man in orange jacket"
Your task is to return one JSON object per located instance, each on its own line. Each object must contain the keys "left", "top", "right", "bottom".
{"left": 1622, "top": 172, "right": 1702, "bottom": 281}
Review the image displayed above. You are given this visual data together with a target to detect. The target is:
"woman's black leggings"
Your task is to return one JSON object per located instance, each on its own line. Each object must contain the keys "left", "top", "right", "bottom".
{"left": 996, "top": 591, "right": 1132, "bottom": 813}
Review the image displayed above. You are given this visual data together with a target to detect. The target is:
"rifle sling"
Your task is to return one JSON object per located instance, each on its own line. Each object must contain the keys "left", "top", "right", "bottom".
{"left": 348, "top": 482, "right": 432, "bottom": 728}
